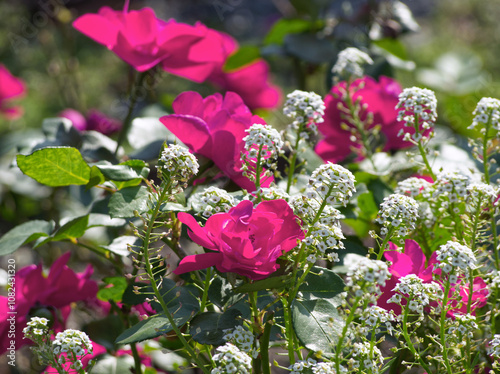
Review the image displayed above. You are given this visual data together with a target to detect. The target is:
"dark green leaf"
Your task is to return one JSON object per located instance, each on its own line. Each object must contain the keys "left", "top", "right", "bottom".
{"left": 235, "top": 275, "right": 290, "bottom": 293}
{"left": 223, "top": 46, "right": 261, "bottom": 72}
{"left": 208, "top": 275, "right": 245, "bottom": 309}
{"left": 373, "top": 38, "right": 408, "bottom": 60}
{"left": 85, "top": 315, "right": 125, "bottom": 350}
{"left": 87, "top": 213, "right": 127, "bottom": 228}
{"left": 357, "top": 192, "right": 378, "bottom": 216}
{"left": 284, "top": 33, "right": 336, "bottom": 64}
{"left": 17, "top": 147, "right": 90, "bottom": 186}
{"left": 97, "top": 277, "right": 128, "bottom": 302}
{"left": 122, "top": 282, "right": 149, "bottom": 306}
{"left": 298, "top": 266, "right": 345, "bottom": 304}
{"left": 189, "top": 309, "right": 242, "bottom": 345}
{"left": 96, "top": 160, "right": 149, "bottom": 181}
{"left": 292, "top": 298, "right": 344, "bottom": 354}
{"left": 108, "top": 186, "right": 149, "bottom": 218}
{"left": 86, "top": 165, "right": 105, "bottom": 189}
{"left": 150, "top": 278, "right": 200, "bottom": 314}
{"left": 0, "top": 220, "right": 53, "bottom": 255}
{"left": 264, "top": 18, "right": 312, "bottom": 45}
{"left": 36, "top": 216, "right": 89, "bottom": 246}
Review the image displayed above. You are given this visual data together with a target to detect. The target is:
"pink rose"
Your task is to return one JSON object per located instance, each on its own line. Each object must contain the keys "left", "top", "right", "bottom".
{"left": 316, "top": 76, "right": 410, "bottom": 163}
{"left": 174, "top": 199, "right": 305, "bottom": 280}
{"left": 0, "top": 64, "right": 26, "bottom": 119}
{"left": 0, "top": 253, "right": 98, "bottom": 354}
{"left": 160, "top": 91, "right": 272, "bottom": 192}
{"left": 378, "top": 239, "right": 488, "bottom": 316}
{"left": 60, "top": 108, "right": 122, "bottom": 135}
{"left": 73, "top": 6, "right": 221, "bottom": 81}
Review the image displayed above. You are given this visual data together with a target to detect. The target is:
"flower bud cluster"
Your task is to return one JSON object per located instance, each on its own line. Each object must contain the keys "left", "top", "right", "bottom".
{"left": 288, "top": 359, "right": 346, "bottom": 374}
{"left": 396, "top": 87, "right": 437, "bottom": 142}
{"left": 252, "top": 187, "right": 290, "bottom": 202}
{"left": 307, "top": 163, "right": 356, "bottom": 207}
{"left": 222, "top": 325, "right": 257, "bottom": 357}
{"left": 488, "top": 334, "right": 500, "bottom": 359}
{"left": 434, "top": 241, "right": 476, "bottom": 277}
{"left": 332, "top": 47, "right": 373, "bottom": 80}
{"left": 23, "top": 316, "right": 49, "bottom": 337}
{"left": 243, "top": 123, "right": 284, "bottom": 166}
{"left": 346, "top": 259, "right": 391, "bottom": 298}
{"left": 190, "top": 187, "right": 238, "bottom": 218}
{"left": 468, "top": 97, "right": 500, "bottom": 134}
{"left": 375, "top": 194, "right": 419, "bottom": 237}
{"left": 52, "top": 329, "right": 93, "bottom": 371}
{"left": 157, "top": 144, "right": 199, "bottom": 186}
{"left": 433, "top": 171, "right": 470, "bottom": 204}
{"left": 447, "top": 313, "right": 478, "bottom": 341}
{"left": 283, "top": 90, "right": 325, "bottom": 138}
{"left": 466, "top": 182, "right": 498, "bottom": 208}
{"left": 358, "top": 306, "right": 397, "bottom": 336}
{"left": 388, "top": 274, "right": 442, "bottom": 315}
{"left": 210, "top": 343, "right": 252, "bottom": 374}
{"left": 394, "top": 177, "right": 433, "bottom": 199}
{"left": 348, "top": 342, "right": 384, "bottom": 374}
{"left": 290, "top": 196, "right": 343, "bottom": 225}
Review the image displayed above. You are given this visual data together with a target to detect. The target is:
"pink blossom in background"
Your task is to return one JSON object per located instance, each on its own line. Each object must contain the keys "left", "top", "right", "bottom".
{"left": 0, "top": 64, "right": 26, "bottom": 119}
{"left": 0, "top": 253, "right": 98, "bottom": 354}
{"left": 378, "top": 240, "right": 488, "bottom": 316}
{"left": 59, "top": 108, "right": 121, "bottom": 135}
{"left": 174, "top": 199, "right": 304, "bottom": 280}
{"left": 316, "top": 76, "right": 409, "bottom": 163}
{"left": 73, "top": 6, "right": 219, "bottom": 81}
{"left": 160, "top": 91, "right": 272, "bottom": 191}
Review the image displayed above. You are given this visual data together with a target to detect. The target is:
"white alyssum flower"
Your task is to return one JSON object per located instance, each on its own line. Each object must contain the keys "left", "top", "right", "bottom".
{"left": 359, "top": 306, "right": 397, "bottom": 335}
{"left": 222, "top": 326, "right": 257, "bottom": 357}
{"left": 434, "top": 241, "right": 476, "bottom": 276}
{"left": 288, "top": 358, "right": 317, "bottom": 373}
{"left": 488, "top": 334, "right": 500, "bottom": 359}
{"left": 388, "top": 274, "right": 442, "bottom": 315}
{"left": 394, "top": 177, "right": 433, "bottom": 198}
{"left": 307, "top": 163, "right": 356, "bottom": 207}
{"left": 290, "top": 196, "right": 344, "bottom": 225}
{"left": 349, "top": 342, "right": 384, "bottom": 373}
{"left": 302, "top": 221, "right": 345, "bottom": 260}
{"left": 447, "top": 313, "right": 478, "bottom": 340}
{"left": 312, "top": 361, "right": 346, "bottom": 374}
{"left": 283, "top": 90, "right": 325, "bottom": 137}
{"left": 468, "top": 97, "right": 500, "bottom": 134}
{"left": 332, "top": 47, "right": 373, "bottom": 80}
{"left": 433, "top": 171, "right": 470, "bottom": 203}
{"left": 375, "top": 194, "right": 419, "bottom": 237}
{"left": 52, "top": 329, "right": 93, "bottom": 356}
{"left": 346, "top": 258, "right": 391, "bottom": 297}
{"left": 467, "top": 182, "right": 498, "bottom": 208}
{"left": 251, "top": 186, "right": 290, "bottom": 202}
{"left": 157, "top": 144, "right": 199, "bottom": 183}
{"left": 211, "top": 343, "right": 252, "bottom": 374}
{"left": 243, "top": 123, "right": 284, "bottom": 166}
{"left": 190, "top": 186, "right": 238, "bottom": 218}
{"left": 396, "top": 87, "right": 437, "bottom": 142}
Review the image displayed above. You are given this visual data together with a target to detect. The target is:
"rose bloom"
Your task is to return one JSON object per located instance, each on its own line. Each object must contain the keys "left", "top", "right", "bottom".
{"left": 174, "top": 199, "right": 305, "bottom": 280}
{"left": 378, "top": 239, "right": 488, "bottom": 316}
{"left": 0, "top": 64, "right": 26, "bottom": 119}
{"left": 160, "top": 91, "right": 273, "bottom": 192}
{"left": 0, "top": 253, "right": 98, "bottom": 354}
{"left": 73, "top": 6, "right": 223, "bottom": 80}
{"left": 316, "top": 76, "right": 410, "bottom": 163}
{"left": 60, "top": 108, "right": 121, "bottom": 135}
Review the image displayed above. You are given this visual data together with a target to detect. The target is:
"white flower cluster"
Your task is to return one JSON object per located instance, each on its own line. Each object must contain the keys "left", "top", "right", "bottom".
{"left": 211, "top": 343, "right": 252, "bottom": 374}
{"left": 288, "top": 359, "right": 346, "bottom": 374}
{"left": 388, "top": 274, "right": 442, "bottom": 315}
{"left": 394, "top": 177, "right": 432, "bottom": 198}
{"left": 467, "top": 182, "right": 498, "bottom": 208}
{"left": 349, "top": 342, "right": 384, "bottom": 374}
{"left": 375, "top": 194, "right": 419, "bottom": 237}
{"left": 433, "top": 171, "right": 470, "bottom": 205}
{"left": 302, "top": 221, "right": 345, "bottom": 263}
{"left": 243, "top": 123, "right": 284, "bottom": 166}
{"left": 290, "top": 196, "right": 343, "bottom": 225}
{"left": 447, "top": 313, "right": 478, "bottom": 340}
{"left": 346, "top": 259, "right": 391, "bottom": 297}
{"left": 222, "top": 325, "right": 257, "bottom": 357}
{"left": 52, "top": 329, "right": 93, "bottom": 370}
{"left": 396, "top": 87, "right": 437, "bottom": 142}
{"left": 434, "top": 241, "right": 476, "bottom": 277}
{"left": 332, "top": 47, "right": 373, "bottom": 80}
{"left": 190, "top": 187, "right": 238, "bottom": 218}
{"left": 252, "top": 186, "right": 290, "bottom": 202}
{"left": 157, "top": 144, "right": 199, "bottom": 184}
{"left": 468, "top": 97, "right": 500, "bottom": 134}
{"left": 283, "top": 90, "right": 325, "bottom": 137}
{"left": 23, "top": 316, "right": 49, "bottom": 337}
{"left": 488, "top": 334, "right": 500, "bottom": 359}
{"left": 307, "top": 163, "right": 356, "bottom": 207}
{"left": 359, "top": 306, "right": 397, "bottom": 336}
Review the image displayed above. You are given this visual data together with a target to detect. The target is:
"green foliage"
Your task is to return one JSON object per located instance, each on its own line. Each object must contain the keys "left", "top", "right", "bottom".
{"left": 223, "top": 46, "right": 261, "bottom": 71}
{"left": 17, "top": 147, "right": 91, "bottom": 186}
{"left": 264, "top": 19, "right": 312, "bottom": 45}
{"left": 35, "top": 215, "right": 89, "bottom": 247}
{"left": 97, "top": 277, "right": 129, "bottom": 302}
{"left": 0, "top": 220, "right": 53, "bottom": 255}
{"left": 108, "top": 186, "right": 149, "bottom": 218}
{"left": 189, "top": 309, "right": 242, "bottom": 345}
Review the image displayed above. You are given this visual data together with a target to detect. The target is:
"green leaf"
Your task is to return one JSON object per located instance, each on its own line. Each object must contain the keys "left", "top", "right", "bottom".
{"left": 0, "top": 220, "right": 53, "bottom": 255}
{"left": 292, "top": 298, "right": 344, "bottom": 354}
{"left": 98, "top": 277, "right": 129, "bottom": 302}
{"left": 373, "top": 38, "right": 408, "bottom": 61}
{"left": 284, "top": 33, "right": 336, "bottom": 64}
{"left": 109, "top": 186, "right": 149, "bottom": 218}
{"left": 223, "top": 46, "right": 261, "bottom": 72}
{"left": 86, "top": 165, "right": 105, "bottom": 189}
{"left": 85, "top": 315, "right": 125, "bottom": 350}
{"left": 36, "top": 216, "right": 89, "bottom": 246}
{"left": 298, "top": 266, "right": 345, "bottom": 304}
{"left": 189, "top": 309, "right": 242, "bottom": 345}
{"left": 17, "top": 147, "right": 91, "bottom": 186}
{"left": 101, "top": 236, "right": 139, "bottom": 257}
{"left": 264, "top": 18, "right": 312, "bottom": 45}
{"left": 115, "top": 312, "right": 193, "bottom": 344}
{"left": 208, "top": 275, "right": 245, "bottom": 309}
{"left": 90, "top": 355, "right": 137, "bottom": 374}
{"left": 96, "top": 160, "right": 149, "bottom": 181}
{"left": 357, "top": 192, "right": 378, "bottom": 216}
{"left": 122, "top": 282, "right": 149, "bottom": 306}
{"left": 234, "top": 275, "right": 290, "bottom": 293}
{"left": 150, "top": 278, "right": 199, "bottom": 314}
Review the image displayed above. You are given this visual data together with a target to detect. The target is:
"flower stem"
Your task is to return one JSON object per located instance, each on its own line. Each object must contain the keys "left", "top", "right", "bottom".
{"left": 334, "top": 297, "right": 360, "bottom": 372}
{"left": 439, "top": 278, "right": 453, "bottom": 374}
{"left": 286, "top": 123, "right": 305, "bottom": 194}
{"left": 401, "top": 303, "right": 433, "bottom": 374}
